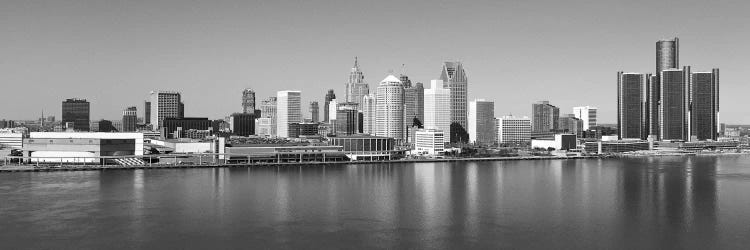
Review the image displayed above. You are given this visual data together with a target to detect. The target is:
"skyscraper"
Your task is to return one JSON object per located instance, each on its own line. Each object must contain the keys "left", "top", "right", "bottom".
{"left": 558, "top": 114, "right": 583, "bottom": 137}
{"left": 690, "top": 69, "right": 719, "bottom": 141}
{"left": 572, "top": 106, "right": 598, "bottom": 130}
{"left": 656, "top": 38, "right": 679, "bottom": 79}
{"left": 617, "top": 72, "right": 646, "bottom": 139}
{"left": 345, "top": 57, "right": 369, "bottom": 106}
{"left": 651, "top": 37, "right": 679, "bottom": 140}
{"left": 375, "top": 75, "right": 404, "bottom": 139}
{"left": 276, "top": 91, "right": 302, "bottom": 138}
{"left": 144, "top": 101, "right": 151, "bottom": 125}
{"left": 532, "top": 101, "right": 559, "bottom": 133}
{"left": 335, "top": 102, "right": 359, "bottom": 135}
{"left": 660, "top": 67, "right": 690, "bottom": 141}
{"left": 149, "top": 91, "right": 182, "bottom": 129}
{"left": 61, "top": 98, "right": 90, "bottom": 131}
{"left": 309, "top": 101, "right": 320, "bottom": 123}
{"left": 424, "top": 80, "right": 451, "bottom": 143}
{"left": 260, "top": 96, "right": 278, "bottom": 136}
{"left": 468, "top": 99, "right": 495, "bottom": 145}
{"left": 439, "top": 61, "right": 468, "bottom": 133}
{"left": 324, "top": 89, "right": 336, "bottom": 123}
{"left": 404, "top": 81, "right": 424, "bottom": 126}
{"left": 230, "top": 112, "right": 255, "bottom": 136}
{"left": 242, "top": 88, "right": 256, "bottom": 114}
{"left": 362, "top": 94, "right": 376, "bottom": 135}
{"left": 122, "top": 106, "right": 138, "bottom": 132}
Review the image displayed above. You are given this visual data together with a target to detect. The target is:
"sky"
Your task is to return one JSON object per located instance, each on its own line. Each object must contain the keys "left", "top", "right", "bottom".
{"left": 1, "top": 0, "right": 749, "bottom": 124}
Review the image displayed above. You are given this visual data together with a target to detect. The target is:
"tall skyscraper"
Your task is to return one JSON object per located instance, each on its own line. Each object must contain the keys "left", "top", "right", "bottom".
{"left": 375, "top": 75, "right": 404, "bottom": 139}
{"left": 496, "top": 116, "right": 532, "bottom": 144}
{"left": 335, "top": 102, "right": 359, "bottom": 135}
{"left": 242, "top": 88, "right": 256, "bottom": 114}
{"left": 468, "top": 99, "right": 495, "bottom": 145}
{"left": 690, "top": 69, "right": 719, "bottom": 141}
{"left": 144, "top": 101, "right": 151, "bottom": 125}
{"left": 122, "top": 106, "right": 138, "bottom": 132}
{"left": 324, "top": 89, "right": 336, "bottom": 123}
{"left": 149, "top": 91, "right": 182, "bottom": 129}
{"left": 572, "top": 106, "right": 598, "bottom": 130}
{"left": 617, "top": 72, "right": 646, "bottom": 139}
{"left": 424, "top": 80, "right": 451, "bottom": 143}
{"left": 362, "top": 94, "right": 376, "bottom": 135}
{"left": 656, "top": 38, "right": 679, "bottom": 79}
{"left": 650, "top": 37, "right": 679, "bottom": 140}
{"left": 439, "top": 61, "right": 468, "bottom": 133}
{"left": 345, "top": 57, "right": 369, "bottom": 106}
{"left": 260, "top": 96, "right": 278, "bottom": 136}
{"left": 309, "top": 101, "right": 320, "bottom": 123}
{"left": 532, "top": 101, "right": 559, "bottom": 133}
{"left": 659, "top": 67, "right": 690, "bottom": 141}
{"left": 327, "top": 99, "right": 338, "bottom": 122}
{"left": 61, "top": 98, "right": 90, "bottom": 131}
{"left": 276, "top": 91, "right": 302, "bottom": 138}
{"left": 404, "top": 81, "right": 424, "bottom": 126}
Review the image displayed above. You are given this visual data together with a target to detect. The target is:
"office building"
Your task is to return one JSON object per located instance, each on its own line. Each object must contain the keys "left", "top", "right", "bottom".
{"left": 163, "top": 117, "right": 211, "bottom": 139}
{"left": 375, "top": 75, "right": 404, "bottom": 139}
{"left": 260, "top": 96, "right": 277, "bottom": 136}
{"left": 415, "top": 129, "right": 445, "bottom": 156}
{"left": 122, "top": 106, "right": 137, "bottom": 132}
{"left": 335, "top": 102, "right": 359, "bottom": 136}
{"left": 324, "top": 89, "right": 336, "bottom": 123}
{"left": 242, "top": 88, "right": 256, "bottom": 114}
{"left": 404, "top": 81, "right": 424, "bottom": 126}
{"left": 230, "top": 113, "right": 255, "bottom": 136}
{"left": 309, "top": 101, "right": 320, "bottom": 123}
{"left": 496, "top": 116, "right": 531, "bottom": 144}
{"left": 660, "top": 67, "right": 690, "bottom": 141}
{"left": 276, "top": 90, "right": 302, "bottom": 138}
{"left": 558, "top": 114, "right": 583, "bottom": 137}
{"left": 144, "top": 101, "right": 151, "bottom": 125}
{"left": 61, "top": 98, "right": 90, "bottom": 131}
{"left": 288, "top": 122, "right": 319, "bottom": 138}
{"left": 149, "top": 91, "right": 182, "bottom": 129}
{"left": 424, "top": 79, "right": 451, "bottom": 143}
{"left": 439, "top": 61, "right": 468, "bottom": 133}
{"left": 617, "top": 72, "right": 646, "bottom": 139}
{"left": 690, "top": 69, "right": 719, "bottom": 141}
{"left": 468, "top": 99, "right": 495, "bottom": 145}
{"left": 328, "top": 99, "right": 338, "bottom": 122}
{"left": 650, "top": 37, "right": 679, "bottom": 139}
{"left": 255, "top": 117, "right": 274, "bottom": 137}
{"left": 345, "top": 57, "right": 369, "bottom": 106}
{"left": 573, "top": 106, "right": 598, "bottom": 130}
{"left": 532, "top": 101, "right": 559, "bottom": 133}
{"left": 362, "top": 94, "right": 376, "bottom": 135}
{"left": 531, "top": 134, "right": 577, "bottom": 151}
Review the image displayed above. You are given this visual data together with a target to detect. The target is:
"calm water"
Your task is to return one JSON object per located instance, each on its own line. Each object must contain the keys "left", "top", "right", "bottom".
{"left": 2, "top": 156, "right": 750, "bottom": 249}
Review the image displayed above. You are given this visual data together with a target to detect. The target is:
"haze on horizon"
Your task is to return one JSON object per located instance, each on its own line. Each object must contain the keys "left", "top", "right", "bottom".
{"left": 1, "top": 0, "right": 748, "bottom": 123}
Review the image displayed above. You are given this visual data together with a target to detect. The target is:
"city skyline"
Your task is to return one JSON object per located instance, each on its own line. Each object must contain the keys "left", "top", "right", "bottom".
{"left": 1, "top": 1, "right": 748, "bottom": 123}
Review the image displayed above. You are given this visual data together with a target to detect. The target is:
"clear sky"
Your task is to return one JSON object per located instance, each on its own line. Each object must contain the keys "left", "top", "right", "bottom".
{"left": 1, "top": 0, "right": 748, "bottom": 123}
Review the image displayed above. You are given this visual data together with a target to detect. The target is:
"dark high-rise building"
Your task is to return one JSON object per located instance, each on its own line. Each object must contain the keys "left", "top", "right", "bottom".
{"left": 242, "top": 88, "right": 256, "bottom": 114}
{"left": 660, "top": 67, "right": 690, "bottom": 141}
{"left": 230, "top": 113, "right": 255, "bottom": 136}
{"left": 656, "top": 38, "right": 679, "bottom": 79}
{"left": 404, "top": 80, "right": 424, "bottom": 126}
{"left": 650, "top": 37, "right": 679, "bottom": 140}
{"left": 162, "top": 117, "right": 211, "bottom": 139}
{"left": 335, "top": 102, "right": 359, "bottom": 136}
{"left": 122, "top": 106, "right": 137, "bottom": 132}
{"left": 439, "top": 61, "right": 468, "bottom": 131}
{"left": 532, "top": 101, "right": 559, "bottom": 133}
{"left": 62, "top": 98, "right": 90, "bottom": 131}
{"left": 617, "top": 72, "right": 646, "bottom": 139}
{"left": 690, "top": 69, "right": 719, "bottom": 141}
{"left": 144, "top": 101, "right": 151, "bottom": 124}
{"left": 309, "top": 101, "right": 320, "bottom": 123}
{"left": 98, "top": 119, "right": 117, "bottom": 132}
{"left": 178, "top": 101, "right": 185, "bottom": 118}
{"left": 324, "top": 89, "right": 336, "bottom": 123}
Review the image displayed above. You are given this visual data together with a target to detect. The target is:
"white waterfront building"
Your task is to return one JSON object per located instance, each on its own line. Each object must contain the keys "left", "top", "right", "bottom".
{"left": 573, "top": 106, "right": 598, "bottom": 130}
{"left": 415, "top": 129, "right": 445, "bottom": 156}
{"left": 424, "top": 79, "right": 451, "bottom": 143}
{"left": 496, "top": 116, "right": 532, "bottom": 144}
{"left": 276, "top": 90, "right": 302, "bottom": 138}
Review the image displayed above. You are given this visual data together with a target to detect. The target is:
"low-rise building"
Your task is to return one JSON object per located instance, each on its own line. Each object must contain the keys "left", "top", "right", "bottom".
{"left": 415, "top": 129, "right": 445, "bottom": 156}
{"left": 531, "top": 134, "right": 577, "bottom": 150}
{"left": 0, "top": 130, "right": 24, "bottom": 149}
{"left": 328, "top": 135, "right": 395, "bottom": 161}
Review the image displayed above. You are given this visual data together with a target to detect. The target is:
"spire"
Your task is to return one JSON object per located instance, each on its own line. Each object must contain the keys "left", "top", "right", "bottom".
{"left": 401, "top": 64, "right": 406, "bottom": 76}
{"left": 353, "top": 56, "right": 359, "bottom": 69}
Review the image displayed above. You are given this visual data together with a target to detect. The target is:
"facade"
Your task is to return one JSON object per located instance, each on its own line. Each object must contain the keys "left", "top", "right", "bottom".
{"left": 558, "top": 114, "right": 583, "bottom": 137}
{"left": 288, "top": 122, "right": 319, "bottom": 138}
{"left": 439, "top": 61, "right": 468, "bottom": 132}
{"left": 122, "top": 106, "right": 137, "bottom": 132}
{"left": 309, "top": 101, "right": 320, "bottom": 123}
{"left": 328, "top": 135, "right": 395, "bottom": 161}
{"left": 690, "top": 69, "right": 719, "bottom": 141}
{"left": 468, "top": 99, "right": 495, "bottom": 145}
{"left": 230, "top": 113, "right": 255, "bottom": 136}
{"left": 62, "top": 98, "right": 90, "bottom": 131}
{"left": 424, "top": 79, "right": 451, "bottom": 143}
{"left": 260, "top": 97, "right": 277, "bottom": 136}
{"left": 0, "top": 131, "right": 23, "bottom": 149}
{"left": 163, "top": 117, "right": 211, "bottom": 139}
{"left": 415, "top": 129, "right": 445, "bottom": 156}
{"left": 531, "top": 134, "right": 577, "bottom": 150}
{"left": 335, "top": 102, "right": 359, "bottom": 136}
{"left": 242, "top": 88, "right": 256, "bottom": 114}
{"left": 255, "top": 117, "right": 274, "bottom": 137}
{"left": 375, "top": 75, "right": 404, "bottom": 139}
{"left": 496, "top": 116, "right": 531, "bottom": 144}
{"left": 324, "top": 89, "right": 336, "bottom": 123}
{"left": 532, "top": 101, "right": 559, "bottom": 133}
{"left": 660, "top": 67, "right": 690, "bottom": 141}
{"left": 27, "top": 132, "right": 144, "bottom": 156}
{"left": 617, "top": 72, "right": 646, "bottom": 139}
{"left": 276, "top": 91, "right": 302, "bottom": 138}
{"left": 345, "top": 57, "right": 369, "bottom": 107}
{"left": 404, "top": 81, "right": 425, "bottom": 126}
{"left": 149, "top": 91, "right": 182, "bottom": 129}
{"left": 572, "top": 106, "right": 598, "bottom": 130}
{"left": 583, "top": 140, "right": 650, "bottom": 154}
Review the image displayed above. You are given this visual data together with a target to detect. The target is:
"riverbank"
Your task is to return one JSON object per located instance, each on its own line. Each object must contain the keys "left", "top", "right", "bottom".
{"left": 0, "top": 155, "right": 602, "bottom": 172}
